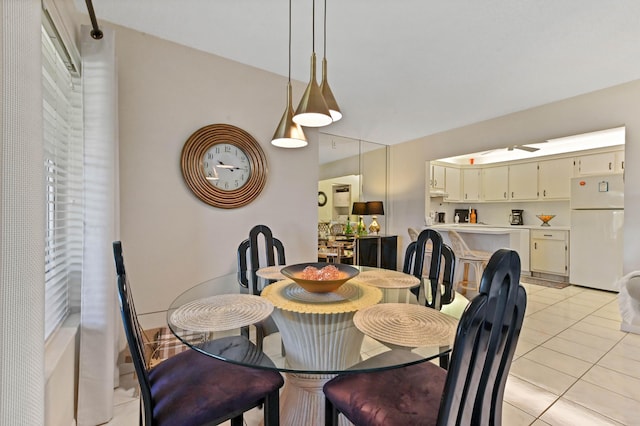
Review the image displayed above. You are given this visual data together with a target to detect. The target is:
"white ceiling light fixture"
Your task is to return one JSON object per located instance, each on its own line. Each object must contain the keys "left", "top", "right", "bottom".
{"left": 319, "top": 0, "right": 341, "bottom": 122}
{"left": 272, "top": 0, "right": 308, "bottom": 148}
{"left": 293, "top": 0, "right": 333, "bottom": 128}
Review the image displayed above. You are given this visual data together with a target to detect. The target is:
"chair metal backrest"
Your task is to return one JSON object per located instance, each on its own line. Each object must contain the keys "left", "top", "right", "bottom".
{"left": 237, "top": 225, "right": 286, "bottom": 295}
{"left": 437, "top": 249, "right": 526, "bottom": 425}
{"left": 113, "top": 241, "right": 154, "bottom": 424}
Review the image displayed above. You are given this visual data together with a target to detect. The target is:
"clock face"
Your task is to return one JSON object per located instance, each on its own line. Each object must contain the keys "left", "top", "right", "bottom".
{"left": 180, "top": 124, "right": 268, "bottom": 209}
{"left": 203, "top": 143, "right": 251, "bottom": 191}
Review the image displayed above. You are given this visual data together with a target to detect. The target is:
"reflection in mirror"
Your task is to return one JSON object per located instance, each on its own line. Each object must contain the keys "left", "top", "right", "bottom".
{"left": 318, "top": 133, "right": 389, "bottom": 234}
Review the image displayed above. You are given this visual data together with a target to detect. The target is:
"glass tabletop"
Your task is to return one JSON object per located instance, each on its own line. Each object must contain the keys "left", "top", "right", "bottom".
{"left": 167, "top": 266, "right": 454, "bottom": 375}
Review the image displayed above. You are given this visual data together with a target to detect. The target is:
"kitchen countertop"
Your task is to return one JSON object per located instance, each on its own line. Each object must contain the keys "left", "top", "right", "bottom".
{"left": 430, "top": 223, "right": 570, "bottom": 232}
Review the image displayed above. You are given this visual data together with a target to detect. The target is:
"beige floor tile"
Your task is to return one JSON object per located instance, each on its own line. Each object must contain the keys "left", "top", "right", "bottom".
{"left": 569, "top": 320, "right": 627, "bottom": 341}
{"left": 514, "top": 338, "right": 538, "bottom": 358}
{"left": 526, "top": 310, "right": 579, "bottom": 329}
{"left": 581, "top": 365, "right": 640, "bottom": 402}
{"left": 502, "top": 402, "right": 536, "bottom": 426}
{"left": 580, "top": 314, "right": 625, "bottom": 330}
{"left": 522, "top": 316, "right": 572, "bottom": 336}
{"left": 525, "top": 300, "right": 555, "bottom": 316}
{"left": 519, "top": 327, "right": 555, "bottom": 346}
{"left": 528, "top": 293, "right": 565, "bottom": 305}
{"left": 504, "top": 375, "right": 559, "bottom": 418}
{"left": 563, "top": 380, "right": 640, "bottom": 425}
{"left": 592, "top": 306, "right": 623, "bottom": 322}
{"left": 531, "top": 420, "right": 552, "bottom": 426}
{"left": 104, "top": 398, "right": 139, "bottom": 426}
{"left": 523, "top": 346, "right": 592, "bottom": 378}
{"left": 540, "top": 398, "right": 623, "bottom": 426}
{"left": 555, "top": 328, "right": 620, "bottom": 351}
{"left": 510, "top": 357, "right": 578, "bottom": 395}
{"left": 598, "top": 351, "right": 640, "bottom": 380}
{"left": 621, "top": 331, "right": 640, "bottom": 347}
{"left": 542, "top": 336, "right": 608, "bottom": 364}
{"left": 609, "top": 339, "right": 640, "bottom": 362}
{"left": 542, "top": 302, "right": 595, "bottom": 319}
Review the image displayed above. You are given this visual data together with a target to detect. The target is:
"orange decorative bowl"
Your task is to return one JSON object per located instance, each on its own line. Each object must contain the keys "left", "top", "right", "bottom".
{"left": 536, "top": 214, "right": 556, "bottom": 227}
{"left": 281, "top": 262, "right": 359, "bottom": 293}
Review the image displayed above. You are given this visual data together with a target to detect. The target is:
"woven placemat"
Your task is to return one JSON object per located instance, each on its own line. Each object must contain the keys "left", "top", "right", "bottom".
{"left": 355, "top": 270, "right": 420, "bottom": 289}
{"left": 261, "top": 280, "right": 381, "bottom": 314}
{"left": 170, "top": 294, "right": 274, "bottom": 332}
{"left": 256, "top": 265, "right": 285, "bottom": 280}
{"left": 354, "top": 303, "right": 458, "bottom": 347}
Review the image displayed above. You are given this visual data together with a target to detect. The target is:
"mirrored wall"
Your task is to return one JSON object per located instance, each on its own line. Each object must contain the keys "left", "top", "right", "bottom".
{"left": 318, "top": 133, "right": 389, "bottom": 233}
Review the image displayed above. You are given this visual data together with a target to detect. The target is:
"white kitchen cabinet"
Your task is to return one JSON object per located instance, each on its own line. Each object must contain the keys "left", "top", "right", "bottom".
{"left": 482, "top": 166, "right": 509, "bottom": 201}
{"left": 574, "top": 151, "right": 617, "bottom": 176}
{"left": 538, "top": 157, "right": 573, "bottom": 199}
{"left": 615, "top": 150, "right": 625, "bottom": 172}
{"left": 530, "top": 229, "right": 568, "bottom": 276}
{"left": 509, "top": 162, "right": 538, "bottom": 200}
{"left": 430, "top": 164, "right": 445, "bottom": 190}
{"left": 444, "top": 167, "right": 461, "bottom": 201}
{"left": 462, "top": 169, "right": 481, "bottom": 201}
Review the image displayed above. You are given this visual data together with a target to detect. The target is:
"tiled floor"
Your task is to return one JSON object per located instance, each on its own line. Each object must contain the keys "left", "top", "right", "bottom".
{"left": 107, "top": 283, "right": 640, "bottom": 425}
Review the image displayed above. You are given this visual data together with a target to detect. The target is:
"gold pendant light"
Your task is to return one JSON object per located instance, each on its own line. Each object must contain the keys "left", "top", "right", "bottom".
{"left": 319, "top": 0, "right": 341, "bottom": 122}
{"left": 272, "top": 0, "right": 307, "bottom": 147}
{"left": 293, "top": 0, "right": 332, "bottom": 127}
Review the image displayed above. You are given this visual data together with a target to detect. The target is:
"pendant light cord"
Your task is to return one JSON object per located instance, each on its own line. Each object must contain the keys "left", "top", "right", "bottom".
{"left": 323, "top": 0, "right": 327, "bottom": 57}
{"left": 312, "top": 0, "right": 316, "bottom": 53}
{"left": 288, "top": 0, "right": 292, "bottom": 83}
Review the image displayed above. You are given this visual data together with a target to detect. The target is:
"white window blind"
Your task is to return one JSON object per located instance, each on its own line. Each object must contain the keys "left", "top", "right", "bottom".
{"left": 42, "top": 25, "right": 84, "bottom": 340}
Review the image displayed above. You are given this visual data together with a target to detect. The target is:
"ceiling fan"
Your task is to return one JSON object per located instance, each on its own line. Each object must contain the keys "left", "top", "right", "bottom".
{"left": 481, "top": 143, "right": 543, "bottom": 155}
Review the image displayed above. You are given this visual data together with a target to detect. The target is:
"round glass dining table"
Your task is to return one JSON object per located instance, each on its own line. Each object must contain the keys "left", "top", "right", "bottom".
{"left": 167, "top": 266, "right": 456, "bottom": 425}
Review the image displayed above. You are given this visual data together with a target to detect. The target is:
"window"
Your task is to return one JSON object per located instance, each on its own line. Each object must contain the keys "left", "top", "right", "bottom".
{"left": 42, "top": 23, "right": 83, "bottom": 340}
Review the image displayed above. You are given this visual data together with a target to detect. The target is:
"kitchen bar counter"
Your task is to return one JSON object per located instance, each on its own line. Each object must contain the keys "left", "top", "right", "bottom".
{"left": 428, "top": 224, "right": 531, "bottom": 272}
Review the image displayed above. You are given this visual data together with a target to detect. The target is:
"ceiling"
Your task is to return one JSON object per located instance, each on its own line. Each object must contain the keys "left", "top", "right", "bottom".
{"left": 74, "top": 1, "right": 640, "bottom": 147}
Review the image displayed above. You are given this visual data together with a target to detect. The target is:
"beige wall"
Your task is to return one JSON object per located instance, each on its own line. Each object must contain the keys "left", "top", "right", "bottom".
{"left": 388, "top": 80, "right": 640, "bottom": 274}
{"left": 114, "top": 25, "right": 319, "bottom": 324}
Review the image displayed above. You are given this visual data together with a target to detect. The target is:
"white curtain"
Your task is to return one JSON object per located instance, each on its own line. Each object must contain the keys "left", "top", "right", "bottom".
{"left": 0, "top": 0, "right": 46, "bottom": 423}
{"left": 76, "top": 25, "right": 120, "bottom": 426}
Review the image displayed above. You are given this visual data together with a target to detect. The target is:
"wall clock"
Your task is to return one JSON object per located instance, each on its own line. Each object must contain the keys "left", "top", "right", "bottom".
{"left": 318, "top": 191, "right": 327, "bottom": 207}
{"left": 180, "top": 124, "right": 268, "bottom": 208}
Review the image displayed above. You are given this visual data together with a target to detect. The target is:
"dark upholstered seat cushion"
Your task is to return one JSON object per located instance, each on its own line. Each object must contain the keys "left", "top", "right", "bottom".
{"left": 323, "top": 361, "right": 447, "bottom": 426}
{"left": 149, "top": 348, "right": 284, "bottom": 426}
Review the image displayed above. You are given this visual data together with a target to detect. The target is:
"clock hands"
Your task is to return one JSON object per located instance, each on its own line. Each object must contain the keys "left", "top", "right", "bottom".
{"left": 216, "top": 160, "right": 242, "bottom": 171}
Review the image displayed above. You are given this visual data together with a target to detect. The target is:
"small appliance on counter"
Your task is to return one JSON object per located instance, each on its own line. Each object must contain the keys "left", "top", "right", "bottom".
{"left": 509, "top": 209, "right": 524, "bottom": 225}
{"left": 454, "top": 209, "right": 470, "bottom": 223}
{"left": 437, "top": 212, "right": 446, "bottom": 223}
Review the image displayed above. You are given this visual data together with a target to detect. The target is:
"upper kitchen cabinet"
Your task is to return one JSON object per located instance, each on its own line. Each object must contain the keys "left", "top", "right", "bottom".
{"left": 462, "top": 169, "right": 481, "bottom": 201}
{"left": 482, "top": 166, "right": 509, "bottom": 201}
{"left": 539, "top": 157, "right": 573, "bottom": 199}
{"left": 444, "top": 167, "right": 461, "bottom": 201}
{"left": 574, "top": 151, "right": 618, "bottom": 176}
{"left": 430, "top": 163, "right": 445, "bottom": 191}
{"left": 509, "top": 162, "right": 538, "bottom": 200}
{"left": 616, "top": 150, "right": 625, "bottom": 172}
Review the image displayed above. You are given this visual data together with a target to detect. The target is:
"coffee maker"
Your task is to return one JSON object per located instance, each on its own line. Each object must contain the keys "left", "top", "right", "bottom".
{"left": 510, "top": 209, "right": 524, "bottom": 225}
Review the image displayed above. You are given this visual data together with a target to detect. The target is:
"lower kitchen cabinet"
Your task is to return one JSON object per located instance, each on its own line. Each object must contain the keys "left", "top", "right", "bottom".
{"left": 356, "top": 235, "right": 398, "bottom": 270}
{"left": 530, "top": 229, "right": 569, "bottom": 276}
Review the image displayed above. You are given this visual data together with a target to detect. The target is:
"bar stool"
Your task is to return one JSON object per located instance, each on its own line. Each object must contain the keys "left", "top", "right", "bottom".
{"left": 447, "top": 230, "right": 492, "bottom": 294}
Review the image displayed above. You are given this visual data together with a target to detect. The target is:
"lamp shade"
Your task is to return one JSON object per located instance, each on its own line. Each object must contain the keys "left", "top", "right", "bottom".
{"left": 293, "top": 53, "right": 332, "bottom": 127}
{"left": 352, "top": 202, "right": 367, "bottom": 215}
{"left": 366, "top": 201, "right": 384, "bottom": 215}
{"left": 272, "top": 82, "right": 307, "bottom": 148}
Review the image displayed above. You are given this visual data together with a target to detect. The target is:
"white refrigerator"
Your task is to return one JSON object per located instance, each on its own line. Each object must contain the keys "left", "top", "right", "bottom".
{"left": 570, "top": 174, "right": 624, "bottom": 291}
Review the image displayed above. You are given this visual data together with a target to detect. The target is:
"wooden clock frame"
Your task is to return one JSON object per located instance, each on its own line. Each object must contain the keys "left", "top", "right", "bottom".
{"left": 180, "top": 124, "right": 267, "bottom": 209}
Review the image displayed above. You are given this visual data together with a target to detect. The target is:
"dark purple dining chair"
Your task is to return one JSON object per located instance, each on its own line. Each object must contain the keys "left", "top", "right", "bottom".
{"left": 323, "top": 249, "right": 526, "bottom": 426}
{"left": 113, "top": 241, "right": 283, "bottom": 426}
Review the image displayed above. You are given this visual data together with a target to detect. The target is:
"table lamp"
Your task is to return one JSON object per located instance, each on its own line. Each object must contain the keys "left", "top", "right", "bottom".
{"left": 352, "top": 202, "right": 368, "bottom": 235}
{"left": 366, "top": 201, "right": 384, "bottom": 234}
